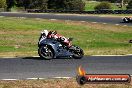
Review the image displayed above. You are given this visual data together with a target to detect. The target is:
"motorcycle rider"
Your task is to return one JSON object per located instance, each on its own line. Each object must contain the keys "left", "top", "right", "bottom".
{"left": 41, "top": 30, "right": 49, "bottom": 37}
{"left": 47, "top": 31, "right": 72, "bottom": 47}
{"left": 39, "top": 30, "right": 49, "bottom": 41}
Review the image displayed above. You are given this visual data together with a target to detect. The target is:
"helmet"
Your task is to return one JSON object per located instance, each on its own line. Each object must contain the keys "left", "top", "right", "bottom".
{"left": 41, "top": 30, "right": 48, "bottom": 36}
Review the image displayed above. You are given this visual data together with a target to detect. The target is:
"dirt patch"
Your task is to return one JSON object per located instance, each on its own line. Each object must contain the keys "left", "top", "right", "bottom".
{"left": 0, "top": 78, "right": 132, "bottom": 88}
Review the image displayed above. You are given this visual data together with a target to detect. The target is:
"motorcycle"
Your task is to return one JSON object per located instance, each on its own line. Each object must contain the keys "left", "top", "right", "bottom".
{"left": 38, "top": 32, "right": 84, "bottom": 60}
{"left": 122, "top": 17, "right": 132, "bottom": 23}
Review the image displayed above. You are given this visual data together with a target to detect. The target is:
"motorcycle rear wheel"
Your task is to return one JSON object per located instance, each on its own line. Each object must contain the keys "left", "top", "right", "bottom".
{"left": 38, "top": 45, "right": 54, "bottom": 60}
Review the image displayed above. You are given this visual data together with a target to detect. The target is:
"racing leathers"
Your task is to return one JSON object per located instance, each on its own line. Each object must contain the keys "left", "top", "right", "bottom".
{"left": 47, "top": 31, "right": 72, "bottom": 47}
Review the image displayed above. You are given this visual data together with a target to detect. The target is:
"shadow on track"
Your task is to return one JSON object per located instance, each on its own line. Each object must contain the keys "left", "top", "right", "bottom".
{"left": 22, "top": 57, "right": 44, "bottom": 60}
{"left": 22, "top": 56, "right": 75, "bottom": 60}
{"left": 120, "top": 21, "right": 132, "bottom": 24}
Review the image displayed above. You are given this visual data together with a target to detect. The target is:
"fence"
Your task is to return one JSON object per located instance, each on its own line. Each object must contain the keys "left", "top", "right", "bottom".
{"left": 27, "top": 9, "right": 132, "bottom": 14}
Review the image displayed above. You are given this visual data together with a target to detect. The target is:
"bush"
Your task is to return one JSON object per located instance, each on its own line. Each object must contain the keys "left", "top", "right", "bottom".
{"left": 48, "top": 0, "right": 85, "bottom": 11}
{"left": 0, "top": 0, "right": 6, "bottom": 8}
{"left": 64, "top": 0, "right": 85, "bottom": 11}
{"left": 127, "top": 0, "right": 132, "bottom": 9}
{"left": 94, "top": 2, "right": 112, "bottom": 10}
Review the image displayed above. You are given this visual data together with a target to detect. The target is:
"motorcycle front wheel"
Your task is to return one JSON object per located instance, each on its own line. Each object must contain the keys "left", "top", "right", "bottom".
{"left": 38, "top": 45, "right": 54, "bottom": 60}
{"left": 71, "top": 45, "right": 84, "bottom": 59}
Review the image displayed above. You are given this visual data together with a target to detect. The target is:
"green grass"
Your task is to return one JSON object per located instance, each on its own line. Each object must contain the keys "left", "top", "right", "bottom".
{"left": 85, "top": 1, "right": 126, "bottom": 11}
{"left": 0, "top": 17, "right": 132, "bottom": 56}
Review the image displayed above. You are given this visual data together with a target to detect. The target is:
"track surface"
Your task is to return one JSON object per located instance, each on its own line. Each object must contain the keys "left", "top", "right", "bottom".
{"left": 0, "top": 12, "right": 131, "bottom": 26}
{"left": 0, "top": 56, "right": 132, "bottom": 79}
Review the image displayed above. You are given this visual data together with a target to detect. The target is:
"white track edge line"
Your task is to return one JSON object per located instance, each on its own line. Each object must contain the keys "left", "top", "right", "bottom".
{"left": 26, "top": 78, "right": 45, "bottom": 80}
{"left": 53, "top": 77, "right": 72, "bottom": 79}
{"left": 1, "top": 54, "right": 132, "bottom": 58}
{"left": 50, "top": 19, "right": 57, "bottom": 20}
{"left": 1, "top": 79, "right": 18, "bottom": 80}
{"left": 1, "top": 75, "right": 132, "bottom": 80}
{"left": 92, "top": 54, "right": 132, "bottom": 56}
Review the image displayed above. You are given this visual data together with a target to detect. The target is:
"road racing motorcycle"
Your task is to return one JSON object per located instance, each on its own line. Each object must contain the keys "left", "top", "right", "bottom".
{"left": 38, "top": 32, "right": 84, "bottom": 60}
{"left": 122, "top": 17, "right": 132, "bottom": 23}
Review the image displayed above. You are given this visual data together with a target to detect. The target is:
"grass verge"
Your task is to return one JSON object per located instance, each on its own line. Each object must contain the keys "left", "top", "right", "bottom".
{"left": 0, "top": 17, "right": 132, "bottom": 57}
{"left": 0, "top": 78, "right": 132, "bottom": 88}
{"left": 85, "top": 1, "right": 126, "bottom": 11}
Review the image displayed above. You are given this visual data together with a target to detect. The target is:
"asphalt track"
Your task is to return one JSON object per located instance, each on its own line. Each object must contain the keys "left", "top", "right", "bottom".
{"left": 0, "top": 56, "right": 132, "bottom": 79}
{"left": 0, "top": 12, "right": 131, "bottom": 26}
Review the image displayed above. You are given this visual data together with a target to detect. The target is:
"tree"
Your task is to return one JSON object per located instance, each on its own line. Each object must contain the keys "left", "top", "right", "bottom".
{"left": 127, "top": 0, "right": 132, "bottom": 9}
{"left": 48, "top": 0, "right": 85, "bottom": 11}
{"left": 0, "top": 0, "right": 6, "bottom": 8}
{"left": 94, "top": 1, "right": 112, "bottom": 10}
{"left": 124, "top": 0, "right": 130, "bottom": 4}
{"left": 23, "top": 0, "right": 32, "bottom": 10}
{"left": 15, "top": 0, "right": 33, "bottom": 10}
{"left": 64, "top": 0, "right": 85, "bottom": 11}
{"left": 114, "top": 0, "right": 130, "bottom": 9}
{"left": 6, "top": 0, "right": 15, "bottom": 11}
{"left": 39, "top": 0, "right": 48, "bottom": 10}
{"left": 47, "top": 0, "right": 63, "bottom": 10}
{"left": 29, "top": 0, "right": 48, "bottom": 10}
{"left": 95, "top": 0, "right": 115, "bottom": 3}
{"left": 15, "top": 0, "right": 23, "bottom": 7}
